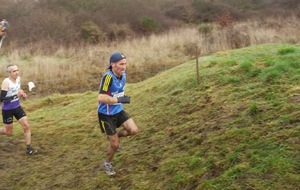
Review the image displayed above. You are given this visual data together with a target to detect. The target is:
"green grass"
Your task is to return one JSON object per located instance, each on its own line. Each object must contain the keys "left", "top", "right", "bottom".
{"left": 0, "top": 44, "right": 299, "bottom": 190}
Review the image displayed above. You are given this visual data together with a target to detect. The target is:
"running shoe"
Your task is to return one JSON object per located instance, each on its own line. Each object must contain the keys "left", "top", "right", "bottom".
{"left": 26, "top": 147, "right": 38, "bottom": 155}
{"left": 103, "top": 162, "right": 116, "bottom": 175}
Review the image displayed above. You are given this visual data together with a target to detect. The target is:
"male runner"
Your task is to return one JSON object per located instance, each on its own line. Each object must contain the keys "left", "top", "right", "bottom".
{"left": 97, "top": 52, "right": 138, "bottom": 175}
{"left": 0, "top": 64, "right": 37, "bottom": 155}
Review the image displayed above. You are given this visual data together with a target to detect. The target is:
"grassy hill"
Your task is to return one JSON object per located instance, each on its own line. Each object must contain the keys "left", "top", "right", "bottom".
{"left": 0, "top": 43, "right": 299, "bottom": 190}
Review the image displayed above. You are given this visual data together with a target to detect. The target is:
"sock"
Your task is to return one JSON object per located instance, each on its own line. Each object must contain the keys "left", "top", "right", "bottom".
{"left": 104, "top": 161, "right": 111, "bottom": 166}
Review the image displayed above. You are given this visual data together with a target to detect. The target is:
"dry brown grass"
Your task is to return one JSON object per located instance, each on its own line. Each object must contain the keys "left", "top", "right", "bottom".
{"left": 0, "top": 16, "right": 299, "bottom": 95}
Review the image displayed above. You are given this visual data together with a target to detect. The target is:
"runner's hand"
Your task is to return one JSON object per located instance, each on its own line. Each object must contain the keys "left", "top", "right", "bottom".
{"left": 117, "top": 96, "right": 130, "bottom": 104}
{"left": 17, "top": 90, "right": 27, "bottom": 100}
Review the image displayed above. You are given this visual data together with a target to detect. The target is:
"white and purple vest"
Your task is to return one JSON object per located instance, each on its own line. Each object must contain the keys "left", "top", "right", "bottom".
{"left": 2, "top": 77, "right": 21, "bottom": 110}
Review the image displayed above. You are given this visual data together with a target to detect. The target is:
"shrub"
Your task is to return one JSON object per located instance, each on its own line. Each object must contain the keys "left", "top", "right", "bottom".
{"left": 198, "top": 24, "right": 213, "bottom": 35}
{"left": 80, "top": 21, "right": 106, "bottom": 43}
{"left": 11, "top": 8, "right": 78, "bottom": 45}
{"left": 216, "top": 10, "right": 235, "bottom": 28}
{"left": 139, "top": 16, "right": 160, "bottom": 35}
{"left": 106, "top": 23, "right": 134, "bottom": 41}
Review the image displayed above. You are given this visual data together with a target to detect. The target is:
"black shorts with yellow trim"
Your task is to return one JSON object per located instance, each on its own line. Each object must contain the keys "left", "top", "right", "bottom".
{"left": 98, "top": 110, "right": 130, "bottom": 135}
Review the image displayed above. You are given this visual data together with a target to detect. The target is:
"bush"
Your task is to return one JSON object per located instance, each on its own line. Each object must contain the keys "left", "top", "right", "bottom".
{"left": 139, "top": 16, "right": 160, "bottom": 35}
{"left": 216, "top": 10, "right": 235, "bottom": 28}
{"left": 106, "top": 23, "right": 134, "bottom": 41}
{"left": 10, "top": 8, "right": 79, "bottom": 45}
{"left": 198, "top": 24, "right": 213, "bottom": 35}
{"left": 80, "top": 21, "right": 106, "bottom": 43}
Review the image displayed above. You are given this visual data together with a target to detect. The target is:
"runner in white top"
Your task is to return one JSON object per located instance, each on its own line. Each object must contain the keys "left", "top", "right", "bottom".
{"left": 0, "top": 64, "right": 37, "bottom": 155}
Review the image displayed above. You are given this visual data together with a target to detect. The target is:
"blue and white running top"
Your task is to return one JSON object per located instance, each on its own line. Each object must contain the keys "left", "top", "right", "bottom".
{"left": 98, "top": 70, "right": 126, "bottom": 115}
{"left": 2, "top": 77, "right": 21, "bottom": 110}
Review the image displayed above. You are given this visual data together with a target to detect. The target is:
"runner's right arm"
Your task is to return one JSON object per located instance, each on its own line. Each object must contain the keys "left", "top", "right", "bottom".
{"left": 97, "top": 74, "right": 117, "bottom": 104}
{"left": 0, "top": 90, "right": 18, "bottom": 102}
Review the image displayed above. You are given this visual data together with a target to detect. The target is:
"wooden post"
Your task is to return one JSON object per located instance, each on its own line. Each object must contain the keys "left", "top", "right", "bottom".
{"left": 196, "top": 45, "right": 200, "bottom": 85}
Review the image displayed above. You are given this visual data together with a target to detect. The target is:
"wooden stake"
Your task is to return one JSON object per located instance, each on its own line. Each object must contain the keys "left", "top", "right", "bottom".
{"left": 196, "top": 45, "right": 200, "bottom": 85}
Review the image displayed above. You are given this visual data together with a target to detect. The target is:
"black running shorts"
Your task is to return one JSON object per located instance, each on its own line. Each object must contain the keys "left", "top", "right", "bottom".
{"left": 2, "top": 106, "right": 26, "bottom": 124}
{"left": 98, "top": 110, "right": 130, "bottom": 135}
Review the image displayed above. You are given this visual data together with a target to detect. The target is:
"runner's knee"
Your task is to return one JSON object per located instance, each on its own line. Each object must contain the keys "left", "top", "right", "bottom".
{"left": 111, "top": 142, "right": 119, "bottom": 150}
{"left": 23, "top": 125, "right": 30, "bottom": 132}
{"left": 131, "top": 127, "right": 138, "bottom": 135}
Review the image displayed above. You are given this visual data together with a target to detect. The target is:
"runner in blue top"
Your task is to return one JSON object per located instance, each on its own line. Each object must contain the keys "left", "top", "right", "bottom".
{"left": 97, "top": 52, "right": 138, "bottom": 175}
{"left": 0, "top": 64, "right": 37, "bottom": 155}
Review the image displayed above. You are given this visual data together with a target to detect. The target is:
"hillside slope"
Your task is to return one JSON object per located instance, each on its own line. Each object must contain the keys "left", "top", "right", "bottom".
{"left": 0, "top": 44, "right": 299, "bottom": 190}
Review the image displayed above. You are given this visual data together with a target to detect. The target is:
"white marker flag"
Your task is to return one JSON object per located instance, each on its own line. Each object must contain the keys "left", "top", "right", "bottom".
{"left": 28, "top": 82, "right": 35, "bottom": 92}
